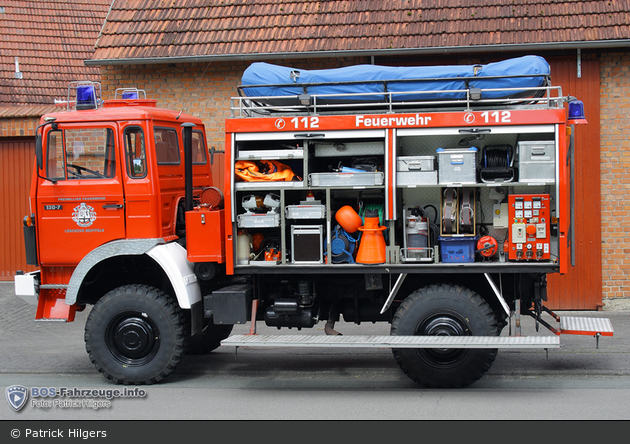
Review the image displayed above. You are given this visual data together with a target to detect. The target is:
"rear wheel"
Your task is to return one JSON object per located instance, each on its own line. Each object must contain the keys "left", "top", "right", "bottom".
{"left": 391, "top": 284, "right": 499, "bottom": 388}
{"left": 84, "top": 285, "right": 187, "bottom": 385}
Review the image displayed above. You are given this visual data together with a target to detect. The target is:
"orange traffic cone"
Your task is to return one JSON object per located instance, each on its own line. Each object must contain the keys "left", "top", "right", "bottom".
{"left": 356, "top": 209, "right": 387, "bottom": 264}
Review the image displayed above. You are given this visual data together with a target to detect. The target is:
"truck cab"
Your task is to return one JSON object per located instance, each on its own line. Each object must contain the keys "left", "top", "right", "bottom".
{"left": 20, "top": 82, "right": 214, "bottom": 322}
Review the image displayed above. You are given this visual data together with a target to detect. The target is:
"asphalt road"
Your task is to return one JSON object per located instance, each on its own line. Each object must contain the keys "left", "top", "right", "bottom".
{"left": 1, "top": 282, "right": 630, "bottom": 422}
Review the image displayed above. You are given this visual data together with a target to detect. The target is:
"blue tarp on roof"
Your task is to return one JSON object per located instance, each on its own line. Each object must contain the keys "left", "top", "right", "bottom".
{"left": 240, "top": 56, "right": 550, "bottom": 103}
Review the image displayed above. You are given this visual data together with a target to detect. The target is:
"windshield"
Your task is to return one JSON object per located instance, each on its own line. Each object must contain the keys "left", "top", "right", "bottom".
{"left": 46, "top": 127, "right": 116, "bottom": 180}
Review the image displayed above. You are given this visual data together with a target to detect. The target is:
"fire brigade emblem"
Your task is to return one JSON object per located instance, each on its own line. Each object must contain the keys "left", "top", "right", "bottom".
{"left": 6, "top": 385, "right": 28, "bottom": 412}
{"left": 72, "top": 203, "right": 97, "bottom": 228}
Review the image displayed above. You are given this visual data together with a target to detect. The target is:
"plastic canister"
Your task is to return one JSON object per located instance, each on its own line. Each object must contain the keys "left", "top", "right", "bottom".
{"left": 406, "top": 217, "right": 428, "bottom": 249}
{"left": 237, "top": 232, "right": 252, "bottom": 264}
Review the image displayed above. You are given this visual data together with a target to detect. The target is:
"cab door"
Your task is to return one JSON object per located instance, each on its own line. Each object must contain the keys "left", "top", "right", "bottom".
{"left": 36, "top": 125, "right": 126, "bottom": 265}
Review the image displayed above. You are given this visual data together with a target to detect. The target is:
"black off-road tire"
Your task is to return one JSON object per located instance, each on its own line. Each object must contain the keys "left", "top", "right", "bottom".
{"left": 391, "top": 284, "right": 499, "bottom": 388}
{"left": 84, "top": 285, "right": 187, "bottom": 385}
{"left": 187, "top": 322, "right": 233, "bottom": 355}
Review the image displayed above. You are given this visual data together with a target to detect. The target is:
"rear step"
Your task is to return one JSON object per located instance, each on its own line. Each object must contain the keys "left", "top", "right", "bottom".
{"left": 222, "top": 334, "right": 560, "bottom": 349}
{"left": 559, "top": 316, "right": 614, "bottom": 336}
{"left": 535, "top": 308, "right": 615, "bottom": 345}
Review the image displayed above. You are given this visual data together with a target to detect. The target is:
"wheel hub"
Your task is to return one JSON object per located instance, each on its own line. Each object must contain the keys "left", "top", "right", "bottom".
{"left": 418, "top": 314, "right": 469, "bottom": 366}
{"left": 107, "top": 314, "right": 160, "bottom": 364}
{"left": 423, "top": 316, "right": 466, "bottom": 337}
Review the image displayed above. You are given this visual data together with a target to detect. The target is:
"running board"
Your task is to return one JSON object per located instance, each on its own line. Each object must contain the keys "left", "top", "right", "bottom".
{"left": 221, "top": 334, "right": 560, "bottom": 349}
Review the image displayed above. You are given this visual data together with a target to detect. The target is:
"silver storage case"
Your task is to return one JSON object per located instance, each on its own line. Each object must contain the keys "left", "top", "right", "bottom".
{"left": 237, "top": 148, "right": 303, "bottom": 159}
{"left": 397, "top": 171, "right": 438, "bottom": 186}
{"left": 291, "top": 225, "right": 324, "bottom": 264}
{"left": 437, "top": 147, "right": 478, "bottom": 184}
{"left": 309, "top": 172, "right": 384, "bottom": 187}
{"left": 237, "top": 213, "right": 280, "bottom": 228}
{"left": 397, "top": 155, "right": 437, "bottom": 186}
{"left": 517, "top": 141, "right": 555, "bottom": 182}
{"left": 313, "top": 141, "right": 384, "bottom": 157}
{"left": 398, "top": 156, "right": 435, "bottom": 172}
{"left": 285, "top": 204, "right": 326, "bottom": 219}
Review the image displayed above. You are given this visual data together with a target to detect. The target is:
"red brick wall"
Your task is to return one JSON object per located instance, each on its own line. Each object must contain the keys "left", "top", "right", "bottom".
{"left": 600, "top": 53, "right": 630, "bottom": 299}
{"left": 0, "top": 116, "right": 40, "bottom": 137}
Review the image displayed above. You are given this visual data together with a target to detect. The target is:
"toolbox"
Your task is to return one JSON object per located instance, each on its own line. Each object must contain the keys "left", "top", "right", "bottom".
{"left": 437, "top": 147, "right": 478, "bottom": 185}
{"left": 285, "top": 204, "right": 326, "bottom": 219}
{"left": 397, "top": 156, "right": 435, "bottom": 172}
{"left": 291, "top": 225, "right": 324, "bottom": 264}
{"left": 439, "top": 236, "right": 478, "bottom": 263}
{"left": 237, "top": 213, "right": 280, "bottom": 228}
{"left": 397, "top": 170, "right": 438, "bottom": 186}
{"left": 309, "top": 171, "right": 384, "bottom": 187}
{"left": 397, "top": 156, "right": 437, "bottom": 186}
{"left": 313, "top": 141, "right": 384, "bottom": 157}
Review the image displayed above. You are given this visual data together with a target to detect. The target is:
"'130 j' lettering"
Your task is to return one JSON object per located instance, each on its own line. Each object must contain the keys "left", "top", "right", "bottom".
{"left": 480, "top": 111, "right": 511, "bottom": 123}
{"left": 290, "top": 116, "right": 320, "bottom": 129}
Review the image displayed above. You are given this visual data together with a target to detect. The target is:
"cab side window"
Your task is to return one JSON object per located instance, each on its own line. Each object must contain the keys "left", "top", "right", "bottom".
{"left": 46, "top": 130, "right": 65, "bottom": 180}
{"left": 154, "top": 128, "right": 180, "bottom": 164}
{"left": 192, "top": 130, "right": 207, "bottom": 165}
{"left": 125, "top": 127, "right": 147, "bottom": 179}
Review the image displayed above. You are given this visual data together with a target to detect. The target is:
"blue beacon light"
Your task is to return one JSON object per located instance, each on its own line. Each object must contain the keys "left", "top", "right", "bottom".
{"left": 567, "top": 99, "right": 587, "bottom": 124}
{"left": 76, "top": 84, "right": 97, "bottom": 110}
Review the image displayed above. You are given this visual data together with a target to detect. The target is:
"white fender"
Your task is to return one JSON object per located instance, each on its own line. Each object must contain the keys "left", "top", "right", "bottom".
{"left": 65, "top": 239, "right": 200, "bottom": 310}
{"left": 145, "top": 242, "right": 201, "bottom": 309}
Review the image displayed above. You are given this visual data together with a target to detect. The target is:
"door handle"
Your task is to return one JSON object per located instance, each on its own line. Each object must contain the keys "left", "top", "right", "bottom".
{"left": 102, "top": 204, "right": 123, "bottom": 209}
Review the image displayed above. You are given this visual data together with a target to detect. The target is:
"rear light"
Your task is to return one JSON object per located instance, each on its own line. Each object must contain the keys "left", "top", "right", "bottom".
{"left": 200, "top": 187, "right": 224, "bottom": 209}
{"left": 23, "top": 214, "right": 33, "bottom": 227}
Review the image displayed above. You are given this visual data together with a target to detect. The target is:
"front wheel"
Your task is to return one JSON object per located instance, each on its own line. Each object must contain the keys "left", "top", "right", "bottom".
{"left": 391, "top": 284, "right": 499, "bottom": 388}
{"left": 84, "top": 285, "right": 187, "bottom": 385}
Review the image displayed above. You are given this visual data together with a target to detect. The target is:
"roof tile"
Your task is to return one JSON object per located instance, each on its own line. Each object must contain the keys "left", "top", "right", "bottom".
{"left": 0, "top": 0, "right": 111, "bottom": 106}
{"left": 90, "top": 0, "right": 630, "bottom": 63}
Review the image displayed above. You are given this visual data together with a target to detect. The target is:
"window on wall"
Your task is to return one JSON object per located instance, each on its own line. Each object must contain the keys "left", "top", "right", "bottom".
{"left": 124, "top": 127, "right": 147, "bottom": 178}
{"left": 154, "top": 127, "right": 180, "bottom": 164}
{"left": 45, "top": 128, "right": 115, "bottom": 180}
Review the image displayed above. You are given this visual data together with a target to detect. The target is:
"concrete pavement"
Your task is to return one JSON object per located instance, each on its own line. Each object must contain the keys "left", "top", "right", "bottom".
{"left": 1, "top": 281, "right": 629, "bottom": 382}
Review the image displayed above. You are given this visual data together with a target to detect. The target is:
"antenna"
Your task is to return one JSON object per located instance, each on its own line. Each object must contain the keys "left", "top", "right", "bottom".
{"left": 176, "top": 61, "right": 212, "bottom": 119}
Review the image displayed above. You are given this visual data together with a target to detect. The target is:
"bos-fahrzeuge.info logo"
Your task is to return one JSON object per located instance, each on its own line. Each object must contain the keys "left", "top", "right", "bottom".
{"left": 6, "top": 385, "right": 147, "bottom": 412}
{"left": 6, "top": 385, "right": 28, "bottom": 412}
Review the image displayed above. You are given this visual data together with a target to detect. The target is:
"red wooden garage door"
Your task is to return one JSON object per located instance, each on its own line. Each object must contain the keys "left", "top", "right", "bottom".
{"left": 546, "top": 58, "right": 602, "bottom": 310}
{"left": 0, "top": 137, "right": 37, "bottom": 280}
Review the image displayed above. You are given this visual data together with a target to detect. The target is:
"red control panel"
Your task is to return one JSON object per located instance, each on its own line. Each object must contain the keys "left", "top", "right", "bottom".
{"left": 507, "top": 194, "right": 551, "bottom": 261}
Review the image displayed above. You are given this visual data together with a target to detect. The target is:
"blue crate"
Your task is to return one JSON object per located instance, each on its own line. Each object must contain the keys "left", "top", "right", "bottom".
{"left": 439, "top": 236, "right": 477, "bottom": 263}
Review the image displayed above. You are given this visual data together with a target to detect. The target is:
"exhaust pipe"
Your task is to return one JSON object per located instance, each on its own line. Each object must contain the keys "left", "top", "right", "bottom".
{"left": 181, "top": 122, "right": 196, "bottom": 212}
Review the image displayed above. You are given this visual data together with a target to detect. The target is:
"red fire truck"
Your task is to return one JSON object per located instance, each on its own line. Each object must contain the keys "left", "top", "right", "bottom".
{"left": 15, "top": 59, "right": 613, "bottom": 388}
